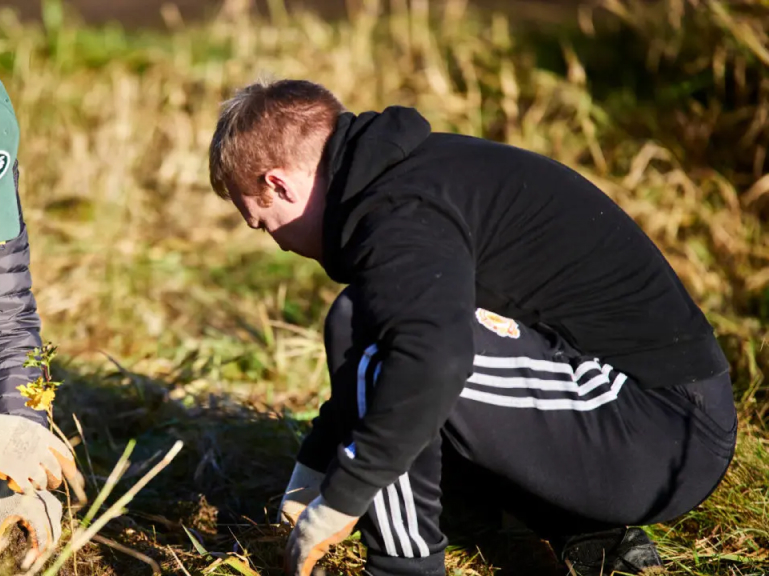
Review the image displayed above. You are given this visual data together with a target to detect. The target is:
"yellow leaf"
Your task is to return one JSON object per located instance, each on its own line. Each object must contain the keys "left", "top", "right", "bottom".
{"left": 17, "top": 385, "right": 55, "bottom": 411}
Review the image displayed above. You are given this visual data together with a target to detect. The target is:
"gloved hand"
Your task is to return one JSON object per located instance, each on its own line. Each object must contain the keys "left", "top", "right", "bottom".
{"left": 0, "top": 484, "right": 62, "bottom": 558}
{"left": 283, "top": 495, "right": 358, "bottom": 576}
{"left": 0, "top": 415, "right": 84, "bottom": 495}
{"left": 278, "top": 463, "right": 325, "bottom": 526}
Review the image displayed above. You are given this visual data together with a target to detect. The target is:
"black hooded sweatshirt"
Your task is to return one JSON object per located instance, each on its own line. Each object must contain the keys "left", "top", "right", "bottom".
{"left": 305, "top": 106, "right": 729, "bottom": 517}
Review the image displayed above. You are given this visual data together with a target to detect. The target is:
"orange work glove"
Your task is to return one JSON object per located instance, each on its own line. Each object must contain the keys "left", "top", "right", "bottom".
{"left": 0, "top": 415, "right": 84, "bottom": 496}
{"left": 0, "top": 484, "right": 62, "bottom": 560}
{"left": 277, "top": 463, "right": 325, "bottom": 526}
{"left": 283, "top": 495, "right": 359, "bottom": 576}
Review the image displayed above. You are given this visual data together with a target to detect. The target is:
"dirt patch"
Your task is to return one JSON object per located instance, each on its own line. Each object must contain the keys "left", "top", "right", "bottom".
{"left": 0, "top": 524, "right": 33, "bottom": 573}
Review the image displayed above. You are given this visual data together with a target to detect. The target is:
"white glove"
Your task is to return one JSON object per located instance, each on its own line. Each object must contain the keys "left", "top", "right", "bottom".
{"left": 278, "top": 463, "right": 325, "bottom": 525}
{"left": 0, "top": 415, "right": 84, "bottom": 495}
{"left": 283, "top": 495, "right": 358, "bottom": 576}
{"left": 0, "top": 484, "right": 62, "bottom": 558}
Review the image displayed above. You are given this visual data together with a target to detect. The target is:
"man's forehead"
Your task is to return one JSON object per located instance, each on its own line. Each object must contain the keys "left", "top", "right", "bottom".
{"left": 226, "top": 183, "right": 253, "bottom": 217}
{"left": 231, "top": 193, "right": 251, "bottom": 215}
{"left": 224, "top": 173, "right": 245, "bottom": 198}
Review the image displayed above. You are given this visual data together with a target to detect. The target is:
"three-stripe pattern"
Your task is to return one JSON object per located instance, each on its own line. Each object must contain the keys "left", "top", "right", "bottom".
{"left": 461, "top": 354, "right": 627, "bottom": 410}
{"left": 344, "top": 345, "right": 430, "bottom": 558}
{"left": 344, "top": 343, "right": 626, "bottom": 557}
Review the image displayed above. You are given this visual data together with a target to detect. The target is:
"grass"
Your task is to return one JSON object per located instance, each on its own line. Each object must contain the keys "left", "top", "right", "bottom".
{"left": 0, "top": 0, "right": 767, "bottom": 573}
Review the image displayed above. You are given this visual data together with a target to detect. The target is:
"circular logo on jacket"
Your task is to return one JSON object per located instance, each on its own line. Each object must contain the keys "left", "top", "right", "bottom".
{"left": 0, "top": 151, "right": 9, "bottom": 180}
{"left": 475, "top": 308, "right": 521, "bottom": 339}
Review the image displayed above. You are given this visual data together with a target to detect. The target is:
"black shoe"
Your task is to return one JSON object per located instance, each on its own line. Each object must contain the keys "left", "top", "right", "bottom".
{"left": 556, "top": 527, "right": 664, "bottom": 575}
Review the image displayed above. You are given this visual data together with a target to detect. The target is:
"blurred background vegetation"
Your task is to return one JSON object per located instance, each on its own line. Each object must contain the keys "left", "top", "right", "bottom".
{"left": 0, "top": 0, "right": 767, "bottom": 574}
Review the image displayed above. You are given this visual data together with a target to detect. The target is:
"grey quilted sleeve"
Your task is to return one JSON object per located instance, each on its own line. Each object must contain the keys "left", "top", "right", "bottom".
{"left": 0, "top": 162, "right": 46, "bottom": 426}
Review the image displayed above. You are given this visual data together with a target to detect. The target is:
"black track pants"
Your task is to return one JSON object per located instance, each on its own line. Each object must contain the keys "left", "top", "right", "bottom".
{"left": 298, "top": 287, "right": 738, "bottom": 576}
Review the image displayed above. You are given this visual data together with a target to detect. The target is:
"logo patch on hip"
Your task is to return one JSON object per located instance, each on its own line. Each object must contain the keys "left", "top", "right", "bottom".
{"left": 475, "top": 308, "right": 521, "bottom": 339}
{"left": 0, "top": 151, "right": 9, "bottom": 181}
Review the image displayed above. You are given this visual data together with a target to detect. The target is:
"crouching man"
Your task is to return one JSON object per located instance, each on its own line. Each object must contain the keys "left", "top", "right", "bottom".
{"left": 0, "top": 80, "right": 84, "bottom": 560}
{"left": 208, "top": 80, "right": 737, "bottom": 576}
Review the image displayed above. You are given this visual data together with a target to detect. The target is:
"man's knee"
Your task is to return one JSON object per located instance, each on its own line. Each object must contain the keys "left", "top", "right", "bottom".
{"left": 325, "top": 286, "right": 356, "bottom": 339}
{"left": 324, "top": 286, "right": 370, "bottom": 382}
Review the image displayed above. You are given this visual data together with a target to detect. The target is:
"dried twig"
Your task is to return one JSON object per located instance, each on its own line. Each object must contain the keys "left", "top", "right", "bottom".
{"left": 167, "top": 546, "right": 193, "bottom": 576}
{"left": 91, "top": 534, "right": 161, "bottom": 575}
{"left": 71, "top": 414, "right": 98, "bottom": 491}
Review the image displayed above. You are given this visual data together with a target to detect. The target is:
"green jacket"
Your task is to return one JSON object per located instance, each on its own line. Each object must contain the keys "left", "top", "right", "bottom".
{"left": 0, "top": 80, "right": 46, "bottom": 426}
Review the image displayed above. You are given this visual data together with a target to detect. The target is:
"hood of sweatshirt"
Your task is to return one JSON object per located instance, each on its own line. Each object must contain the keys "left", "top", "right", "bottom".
{"left": 321, "top": 106, "right": 432, "bottom": 283}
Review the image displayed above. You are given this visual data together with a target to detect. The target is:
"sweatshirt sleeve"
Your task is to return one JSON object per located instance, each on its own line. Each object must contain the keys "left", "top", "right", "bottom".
{"left": 320, "top": 198, "right": 476, "bottom": 517}
{"left": 0, "top": 166, "right": 46, "bottom": 427}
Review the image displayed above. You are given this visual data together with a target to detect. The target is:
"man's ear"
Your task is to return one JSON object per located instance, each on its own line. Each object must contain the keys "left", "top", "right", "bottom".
{"left": 264, "top": 168, "right": 296, "bottom": 202}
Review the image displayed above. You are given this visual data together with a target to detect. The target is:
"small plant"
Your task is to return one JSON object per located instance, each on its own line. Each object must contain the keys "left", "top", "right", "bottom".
{"left": 17, "top": 343, "right": 63, "bottom": 417}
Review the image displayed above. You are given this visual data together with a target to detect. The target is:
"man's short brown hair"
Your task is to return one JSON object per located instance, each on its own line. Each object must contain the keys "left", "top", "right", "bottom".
{"left": 209, "top": 79, "right": 346, "bottom": 203}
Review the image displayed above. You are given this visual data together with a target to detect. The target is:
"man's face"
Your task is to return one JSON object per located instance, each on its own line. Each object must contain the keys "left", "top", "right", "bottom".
{"left": 228, "top": 166, "right": 326, "bottom": 262}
